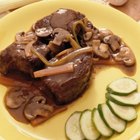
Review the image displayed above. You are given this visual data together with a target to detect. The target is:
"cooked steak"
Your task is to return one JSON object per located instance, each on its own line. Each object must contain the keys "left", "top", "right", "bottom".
{"left": 0, "top": 41, "right": 48, "bottom": 75}
{"left": 0, "top": 9, "right": 90, "bottom": 75}
{"left": 42, "top": 53, "right": 93, "bottom": 105}
{"left": 33, "top": 9, "right": 85, "bottom": 32}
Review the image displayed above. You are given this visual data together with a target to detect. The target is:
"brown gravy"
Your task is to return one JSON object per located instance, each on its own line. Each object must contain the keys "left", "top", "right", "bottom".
{"left": 94, "top": 64, "right": 136, "bottom": 76}
{"left": 0, "top": 63, "right": 136, "bottom": 125}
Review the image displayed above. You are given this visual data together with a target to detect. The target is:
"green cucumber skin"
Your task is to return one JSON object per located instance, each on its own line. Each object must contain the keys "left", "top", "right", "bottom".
{"left": 106, "top": 77, "right": 138, "bottom": 96}
{"left": 106, "top": 100, "right": 128, "bottom": 122}
{"left": 65, "top": 111, "right": 86, "bottom": 140}
{"left": 80, "top": 109, "right": 101, "bottom": 140}
{"left": 97, "top": 104, "right": 111, "bottom": 128}
{"left": 98, "top": 104, "right": 126, "bottom": 133}
{"left": 107, "top": 86, "right": 137, "bottom": 96}
{"left": 106, "top": 100, "right": 137, "bottom": 122}
{"left": 105, "top": 93, "right": 137, "bottom": 106}
{"left": 92, "top": 108, "right": 114, "bottom": 138}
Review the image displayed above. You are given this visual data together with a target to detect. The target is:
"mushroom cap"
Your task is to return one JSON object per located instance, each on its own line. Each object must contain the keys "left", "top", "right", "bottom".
{"left": 5, "top": 88, "right": 29, "bottom": 109}
{"left": 35, "top": 27, "right": 53, "bottom": 37}
{"left": 99, "top": 28, "right": 113, "bottom": 39}
{"left": 24, "top": 95, "right": 54, "bottom": 120}
{"left": 52, "top": 28, "right": 71, "bottom": 46}
{"left": 92, "top": 40, "right": 110, "bottom": 59}
{"left": 103, "top": 35, "right": 120, "bottom": 52}
{"left": 112, "top": 47, "right": 136, "bottom": 66}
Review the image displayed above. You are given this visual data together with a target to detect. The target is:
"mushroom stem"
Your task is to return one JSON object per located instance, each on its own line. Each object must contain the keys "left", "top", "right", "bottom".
{"left": 25, "top": 40, "right": 36, "bottom": 57}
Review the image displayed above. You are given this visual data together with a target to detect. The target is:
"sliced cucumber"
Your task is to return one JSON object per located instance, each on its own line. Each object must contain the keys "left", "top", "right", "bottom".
{"left": 92, "top": 108, "right": 114, "bottom": 137}
{"left": 106, "top": 92, "right": 140, "bottom": 106}
{"left": 98, "top": 104, "right": 126, "bottom": 133}
{"left": 80, "top": 110, "right": 100, "bottom": 140}
{"left": 107, "top": 77, "right": 137, "bottom": 95}
{"left": 107, "top": 100, "right": 137, "bottom": 121}
{"left": 65, "top": 111, "right": 85, "bottom": 140}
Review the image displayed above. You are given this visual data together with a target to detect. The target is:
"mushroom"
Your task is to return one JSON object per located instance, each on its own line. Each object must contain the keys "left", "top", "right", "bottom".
{"left": 35, "top": 26, "right": 53, "bottom": 37}
{"left": 108, "top": 0, "right": 128, "bottom": 6}
{"left": 52, "top": 28, "right": 70, "bottom": 46}
{"left": 112, "top": 47, "right": 136, "bottom": 66}
{"left": 103, "top": 35, "right": 120, "bottom": 52}
{"left": 5, "top": 88, "right": 29, "bottom": 109}
{"left": 24, "top": 95, "right": 54, "bottom": 120}
{"left": 99, "top": 28, "right": 113, "bottom": 39}
{"left": 83, "top": 31, "right": 93, "bottom": 41}
{"left": 15, "top": 31, "right": 37, "bottom": 44}
{"left": 92, "top": 40, "right": 110, "bottom": 59}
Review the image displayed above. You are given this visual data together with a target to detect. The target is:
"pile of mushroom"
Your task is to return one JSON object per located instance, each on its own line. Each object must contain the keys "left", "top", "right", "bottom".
{"left": 5, "top": 88, "right": 54, "bottom": 121}
{"left": 84, "top": 28, "right": 135, "bottom": 66}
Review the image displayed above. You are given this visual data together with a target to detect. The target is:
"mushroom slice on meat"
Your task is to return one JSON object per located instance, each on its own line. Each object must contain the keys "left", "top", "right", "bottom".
{"left": 24, "top": 95, "right": 54, "bottom": 120}
{"left": 103, "top": 35, "right": 121, "bottom": 52}
{"left": 5, "top": 88, "right": 29, "bottom": 109}
{"left": 112, "top": 47, "right": 136, "bottom": 66}
{"left": 52, "top": 28, "right": 71, "bottom": 46}
{"left": 92, "top": 40, "right": 110, "bottom": 59}
{"left": 35, "top": 26, "right": 53, "bottom": 37}
{"left": 15, "top": 31, "right": 37, "bottom": 44}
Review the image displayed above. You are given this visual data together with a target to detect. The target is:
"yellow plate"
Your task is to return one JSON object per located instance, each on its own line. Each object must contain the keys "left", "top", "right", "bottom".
{"left": 0, "top": 0, "right": 140, "bottom": 140}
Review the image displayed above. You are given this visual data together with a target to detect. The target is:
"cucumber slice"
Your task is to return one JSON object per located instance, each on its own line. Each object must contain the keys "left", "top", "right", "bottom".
{"left": 107, "top": 77, "right": 137, "bottom": 95}
{"left": 92, "top": 108, "right": 114, "bottom": 137}
{"left": 65, "top": 111, "right": 85, "bottom": 140}
{"left": 98, "top": 104, "right": 126, "bottom": 133}
{"left": 80, "top": 110, "right": 100, "bottom": 140}
{"left": 106, "top": 92, "right": 140, "bottom": 106}
{"left": 107, "top": 100, "right": 137, "bottom": 121}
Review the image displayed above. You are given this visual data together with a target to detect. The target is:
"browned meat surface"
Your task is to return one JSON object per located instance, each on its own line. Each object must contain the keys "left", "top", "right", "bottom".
{"left": 42, "top": 53, "right": 93, "bottom": 104}
{"left": 0, "top": 9, "right": 91, "bottom": 75}
{"left": 0, "top": 41, "right": 48, "bottom": 75}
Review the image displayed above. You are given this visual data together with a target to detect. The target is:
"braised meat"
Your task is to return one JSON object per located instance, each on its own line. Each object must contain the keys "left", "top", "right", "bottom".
{"left": 42, "top": 53, "right": 93, "bottom": 104}
{"left": 0, "top": 41, "right": 49, "bottom": 75}
{"left": 0, "top": 9, "right": 92, "bottom": 75}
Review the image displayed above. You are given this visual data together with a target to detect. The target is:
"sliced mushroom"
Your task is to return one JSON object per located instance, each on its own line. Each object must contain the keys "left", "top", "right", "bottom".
{"left": 35, "top": 26, "right": 53, "bottom": 37}
{"left": 83, "top": 31, "right": 93, "bottom": 41}
{"left": 99, "top": 28, "right": 113, "bottom": 39}
{"left": 112, "top": 47, "right": 136, "bottom": 66}
{"left": 5, "top": 88, "right": 29, "bottom": 109}
{"left": 92, "top": 40, "right": 110, "bottom": 59}
{"left": 24, "top": 95, "right": 54, "bottom": 120}
{"left": 15, "top": 31, "right": 37, "bottom": 44}
{"left": 52, "top": 28, "right": 70, "bottom": 46}
{"left": 103, "top": 35, "right": 120, "bottom": 52}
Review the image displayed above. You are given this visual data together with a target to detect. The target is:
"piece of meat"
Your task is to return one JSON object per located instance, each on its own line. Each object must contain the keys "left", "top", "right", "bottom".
{"left": 0, "top": 42, "right": 48, "bottom": 75}
{"left": 33, "top": 8, "right": 85, "bottom": 32}
{"left": 41, "top": 53, "right": 93, "bottom": 105}
{"left": 0, "top": 9, "right": 87, "bottom": 76}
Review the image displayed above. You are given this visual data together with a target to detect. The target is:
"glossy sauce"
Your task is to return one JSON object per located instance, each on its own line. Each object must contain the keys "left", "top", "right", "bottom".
{"left": 0, "top": 63, "right": 136, "bottom": 124}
